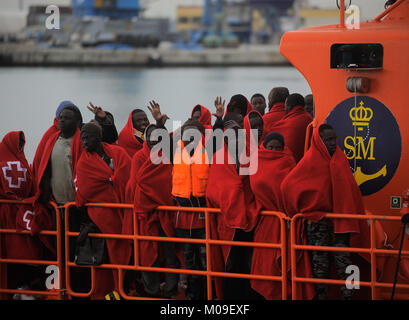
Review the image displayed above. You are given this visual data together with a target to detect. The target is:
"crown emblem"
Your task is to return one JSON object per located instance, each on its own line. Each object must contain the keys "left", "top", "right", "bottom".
{"left": 349, "top": 101, "right": 373, "bottom": 131}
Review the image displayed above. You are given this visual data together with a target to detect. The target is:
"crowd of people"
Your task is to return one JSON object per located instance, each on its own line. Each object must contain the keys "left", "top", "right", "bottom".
{"left": 0, "top": 87, "right": 370, "bottom": 300}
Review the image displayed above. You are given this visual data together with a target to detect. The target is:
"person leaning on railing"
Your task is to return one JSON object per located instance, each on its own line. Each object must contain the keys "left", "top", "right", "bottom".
{"left": 0, "top": 131, "right": 47, "bottom": 298}
{"left": 76, "top": 121, "right": 132, "bottom": 299}
{"left": 171, "top": 118, "right": 209, "bottom": 300}
{"left": 281, "top": 123, "right": 369, "bottom": 300}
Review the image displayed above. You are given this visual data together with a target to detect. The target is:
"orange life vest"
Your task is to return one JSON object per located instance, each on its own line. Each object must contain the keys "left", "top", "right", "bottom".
{"left": 172, "top": 140, "right": 209, "bottom": 198}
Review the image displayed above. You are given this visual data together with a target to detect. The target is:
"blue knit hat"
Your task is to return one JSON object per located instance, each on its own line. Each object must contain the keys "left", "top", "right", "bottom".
{"left": 56, "top": 100, "right": 79, "bottom": 118}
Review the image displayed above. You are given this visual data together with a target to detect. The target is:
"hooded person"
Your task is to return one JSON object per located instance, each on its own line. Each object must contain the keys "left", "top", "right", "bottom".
{"left": 248, "top": 132, "right": 299, "bottom": 299}
{"left": 0, "top": 131, "right": 48, "bottom": 292}
{"left": 75, "top": 122, "right": 132, "bottom": 299}
{"left": 117, "top": 109, "right": 150, "bottom": 158}
{"left": 206, "top": 112, "right": 261, "bottom": 300}
{"left": 125, "top": 124, "right": 180, "bottom": 298}
{"left": 280, "top": 124, "right": 370, "bottom": 300}
{"left": 171, "top": 118, "right": 209, "bottom": 300}
{"left": 191, "top": 104, "right": 212, "bottom": 130}
{"left": 225, "top": 94, "right": 253, "bottom": 118}
{"left": 267, "top": 93, "right": 313, "bottom": 163}
{"left": 262, "top": 87, "right": 289, "bottom": 133}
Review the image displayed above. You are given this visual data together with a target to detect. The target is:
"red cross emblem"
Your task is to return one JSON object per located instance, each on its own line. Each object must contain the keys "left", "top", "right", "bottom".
{"left": 1, "top": 161, "right": 27, "bottom": 189}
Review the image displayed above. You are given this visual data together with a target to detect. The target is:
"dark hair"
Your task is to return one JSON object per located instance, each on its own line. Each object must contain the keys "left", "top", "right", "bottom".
{"left": 304, "top": 94, "right": 313, "bottom": 106}
{"left": 251, "top": 93, "right": 265, "bottom": 102}
{"left": 81, "top": 121, "right": 102, "bottom": 139}
{"left": 285, "top": 93, "right": 305, "bottom": 113}
{"left": 226, "top": 94, "right": 248, "bottom": 117}
{"left": 268, "top": 87, "right": 289, "bottom": 109}
{"left": 263, "top": 131, "right": 284, "bottom": 148}
{"left": 319, "top": 123, "right": 334, "bottom": 135}
{"left": 132, "top": 108, "right": 145, "bottom": 116}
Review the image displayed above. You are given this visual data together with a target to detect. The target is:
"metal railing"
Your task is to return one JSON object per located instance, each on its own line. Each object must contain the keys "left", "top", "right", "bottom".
{"left": 0, "top": 199, "right": 63, "bottom": 300}
{"left": 1, "top": 199, "right": 409, "bottom": 300}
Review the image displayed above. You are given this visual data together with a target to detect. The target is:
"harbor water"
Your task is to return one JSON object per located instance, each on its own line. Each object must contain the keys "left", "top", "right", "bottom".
{"left": 0, "top": 66, "right": 310, "bottom": 162}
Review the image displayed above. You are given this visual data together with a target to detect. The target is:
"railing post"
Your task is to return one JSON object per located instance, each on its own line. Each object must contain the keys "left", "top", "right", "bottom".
{"left": 281, "top": 215, "right": 287, "bottom": 300}
{"left": 50, "top": 202, "right": 64, "bottom": 299}
{"left": 205, "top": 208, "right": 213, "bottom": 300}
{"left": 0, "top": 229, "right": 7, "bottom": 300}
{"left": 290, "top": 215, "right": 298, "bottom": 300}
{"left": 340, "top": 0, "right": 346, "bottom": 28}
{"left": 369, "top": 216, "right": 377, "bottom": 299}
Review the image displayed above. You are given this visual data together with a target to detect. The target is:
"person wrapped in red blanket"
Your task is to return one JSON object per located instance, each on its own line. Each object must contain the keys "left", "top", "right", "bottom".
{"left": 249, "top": 132, "right": 297, "bottom": 299}
{"left": 125, "top": 120, "right": 180, "bottom": 298}
{"left": 206, "top": 112, "right": 261, "bottom": 300}
{"left": 262, "top": 87, "right": 289, "bottom": 133}
{"left": 225, "top": 94, "right": 253, "bottom": 118}
{"left": 118, "top": 109, "right": 150, "bottom": 157}
{"left": 191, "top": 104, "right": 212, "bottom": 130}
{"left": 0, "top": 131, "right": 49, "bottom": 293}
{"left": 281, "top": 123, "right": 369, "bottom": 300}
{"left": 266, "top": 93, "right": 313, "bottom": 163}
{"left": 26, "top": 102, "right": 85, "bottom": 263}
{"left": 76, "top": 122, "right": 132, "bottom": 299}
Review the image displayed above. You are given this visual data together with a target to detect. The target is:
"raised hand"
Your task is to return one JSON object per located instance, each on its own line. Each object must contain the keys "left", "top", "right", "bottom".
{"left": 147, "top": 100, "right": 169, "bottom": 126}
{"left": 87, "top": 101, "right": 106, "bottom": 119}
{"left": 213, "top": 96, "right": 225, "bottom": 119}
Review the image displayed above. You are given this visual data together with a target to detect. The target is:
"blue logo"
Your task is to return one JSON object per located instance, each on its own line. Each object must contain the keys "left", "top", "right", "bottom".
{"left": 325, "top": 96, "right": 401, "bottom": 196}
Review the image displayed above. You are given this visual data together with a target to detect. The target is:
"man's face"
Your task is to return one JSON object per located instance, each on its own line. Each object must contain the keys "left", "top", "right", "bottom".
{"left": 132, "top": 111, "right": 150, "bottom": 133}
{"left": 320, "top": 128, "right": 337, "bottom": 157}
{"left": 59, "top": 109, "right": 78, "bottom": 135}
{"left": 265, "top": 139, "right": 283, "bottom": 151}
{"left": 251, "top": 97, "right": 266, "bottom": 116}
{"left": 81, "top": 131, "right": 100, "bottom": 153}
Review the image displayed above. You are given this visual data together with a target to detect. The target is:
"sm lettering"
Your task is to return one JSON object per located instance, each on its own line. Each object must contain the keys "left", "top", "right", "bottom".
{"left": 344, "top": 136, "right": 376, "bottom": 160}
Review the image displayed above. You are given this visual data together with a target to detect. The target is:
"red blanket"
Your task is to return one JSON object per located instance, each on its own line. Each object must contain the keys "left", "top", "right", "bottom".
{"left": 206, "top": 145, "right": 259, "bottom": 299}
{"left": 191, "top": 104, "right": 212, "bottom": 129}
{"left": 249, "top": 145, "right": 296, "bottom": 299}
{"left": 267, "top": 105, "right": 313, "bottom": 162}
{"left": 30, "top": 120, "right": 83, "bottom": 235}
{"left": 262, "top": 102, "right": 286, "bottom": 134}
{"left": 123, "top": 144, "right": 150, "bottom": 236}
{"left": 76, "top": 143, "right": 132, "bottom": 298}
{"left": 129, "top": 143, "right": 176, "bottom": 267}
{"left": 225, "top": 96, "right": 253, "bottom": 116}
{"left": 281, "top": 125, "right": 370, "bottom": 297}
{"left": 0, "top": 131, "right": 45, "bottom": 260}
{"left": 118, "top": 111, "right": 143, "bottom": 157}
{"left": 281, "top": 125, "right": 364, "bottom": 232}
